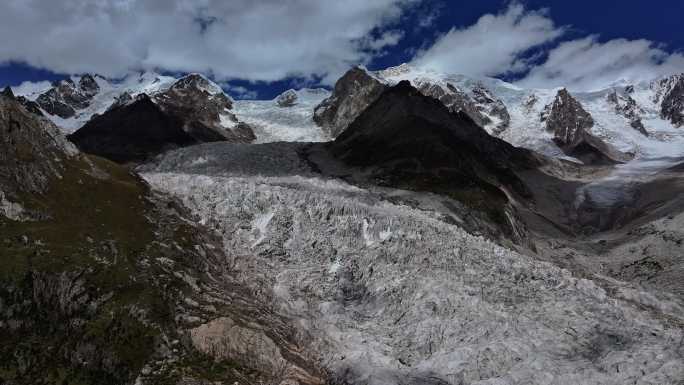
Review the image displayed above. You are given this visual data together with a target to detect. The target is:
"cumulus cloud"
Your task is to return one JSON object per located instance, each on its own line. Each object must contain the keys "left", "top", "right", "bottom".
{"left": 517, "top": 36, "right": 684, "bottom": 91}
{"left": 221, "top": 83, "right": 258, "bottom": 100}
{"left": 411, "top": 2, "right": 684, "bottom": 90}
{"left": 0, "top": 0, "right": 419, "bottom": 84}
{"left": 412, "top": 3, "right": 564, "bottom": 77}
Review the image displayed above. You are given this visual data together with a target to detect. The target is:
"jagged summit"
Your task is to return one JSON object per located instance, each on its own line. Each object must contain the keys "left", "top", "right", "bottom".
{"left": 543, "top": 88, "right": 631, "bottom": 164}
{"left": 168, "top": 73, "right": 225, "bottom": 96}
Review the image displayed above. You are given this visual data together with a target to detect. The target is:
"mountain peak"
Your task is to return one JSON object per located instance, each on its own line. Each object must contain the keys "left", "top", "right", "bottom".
{"left": 171, "top": 73, "right": 224, "bottom": 96}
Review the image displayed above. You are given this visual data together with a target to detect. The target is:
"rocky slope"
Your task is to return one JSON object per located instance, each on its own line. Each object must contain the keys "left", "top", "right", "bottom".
{"left": 68, "top": 74, "right": 255, "bottom": 163}
{"left": 542, "top": 89, "right": 630, "bottom": 164}
{"left": 0, "top": 92, "right": 325, "bottom": 385}
{"left": 313, "top": 67, "right": 387, "bottom": 138}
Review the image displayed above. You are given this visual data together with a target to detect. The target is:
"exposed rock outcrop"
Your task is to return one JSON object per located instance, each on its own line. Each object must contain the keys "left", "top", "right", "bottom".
{"left": 313, "top": 67, "right": 387, "bottom": 138}
{"left": 543, "top": 89, "right": 630, "bottom": 164}
{"left": 607, "top": 89, "right": 648, "bottom": 136}
{"left": 35, "top": 75, "right": 100, "bottom": 118}
{"left": 275, "top": 89, "right": 298, "bottom": 107}
{"left": 0, "top": 91, "right": 76, "bottom": 198}
{"left": 657, "top": 74, "right": 684, "bottom": 127}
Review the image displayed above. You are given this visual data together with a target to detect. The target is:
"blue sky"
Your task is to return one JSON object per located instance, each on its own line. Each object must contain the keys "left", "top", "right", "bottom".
{"left": 1, "top": 0, "right": 682, "bottom": 99}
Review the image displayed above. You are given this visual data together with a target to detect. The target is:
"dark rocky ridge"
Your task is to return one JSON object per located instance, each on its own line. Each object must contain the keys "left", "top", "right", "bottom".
{"left": 659, "top": 74, "right": 684, "bottom": 127}
{"left": 543, "top": 89, "right": 631, "bottom": 164}
{"left": 314, "top": 67, "right": 511, "bottom": 140}
{"left": 326, "top": 80, "right": 540, "bottom": 242}
{"left": 415, "top": 81, "right": 510, "bottom": 134}
{"left": 68, "top": 94, "right": 195, "bottom": 163}
{"left": 69, "top": 75, "right": 255, "bottom": 163}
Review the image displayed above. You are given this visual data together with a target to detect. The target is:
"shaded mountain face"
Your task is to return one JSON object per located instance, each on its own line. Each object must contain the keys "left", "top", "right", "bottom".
{"left": 330, "top": 81, "right": 538, "bottom": 190}
{"left": 35, "top": 75, "right": 100, "bottom": 118}
{"left": 543, "top": 89, "right": 630, "bottom": 164}
{"left": 314, "top": 65, "right": 511, "bottom": 140}
{"left": 0, "top": 91, "right": 326, "bottom": 385}
{"left": 68, "top": 75, "right": 255, "bottom": 163}
{"left": 313, "top": 67, "right": 387, "bottom": 138}
{"left": 326, "top": 81, "right": 540, "bottom": 241}
{"left": 68, "top": 94, "right": 195, "bottom": 163}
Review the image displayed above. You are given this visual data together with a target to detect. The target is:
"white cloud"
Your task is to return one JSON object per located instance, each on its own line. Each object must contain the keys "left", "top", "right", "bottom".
{"left": 0, "top": 0, "right": 419, "bottom": 84}
{"left": 517, "top": 36, "right": 684, "bottom": 91}
{"left": 412, "top": 3, "right": 564, "bottom": 77}
{"left": 221, "top": 83, "right": 258, "bottom": 100}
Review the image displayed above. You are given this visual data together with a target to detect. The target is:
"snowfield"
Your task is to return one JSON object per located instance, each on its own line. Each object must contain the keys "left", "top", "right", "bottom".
{"left": 141, "top": 149, "right": 684, "bottom": 384}
{"left": 234, "top": 88, "right": 331, "bottom": 143}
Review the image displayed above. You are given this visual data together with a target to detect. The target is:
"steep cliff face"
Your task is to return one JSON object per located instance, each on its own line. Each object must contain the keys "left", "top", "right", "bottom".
{"left": 543, "top": 89, "right": 630, "bottom": 164}
{"left": 313, "top": 67, "right": 387, "bottom": 138}
{"left": 0, "top": 94, "right": 325, "bottom": 385}
{"left": 657, "top": 74, "right": 684, "bottom": 127}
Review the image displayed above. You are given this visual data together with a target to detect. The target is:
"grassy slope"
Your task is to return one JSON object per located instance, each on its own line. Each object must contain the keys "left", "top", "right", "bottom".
{"left": 0, "top": 155, "right": 248, "bottom": 384}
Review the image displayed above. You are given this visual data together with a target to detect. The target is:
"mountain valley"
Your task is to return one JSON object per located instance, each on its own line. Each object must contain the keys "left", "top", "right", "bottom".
{"left": 3, "top": 63, "right": 684, "bottom": 385}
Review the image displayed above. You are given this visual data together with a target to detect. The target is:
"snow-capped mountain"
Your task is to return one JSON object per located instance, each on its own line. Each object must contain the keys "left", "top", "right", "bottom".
{"left": 315, "top": 63, "right": 684, "bottom": 162}
{"left": 14, "top": 72, "right": 177, "bottom": 132}
{"left": 67, "top": 74, "right": 255, "bottom": 163}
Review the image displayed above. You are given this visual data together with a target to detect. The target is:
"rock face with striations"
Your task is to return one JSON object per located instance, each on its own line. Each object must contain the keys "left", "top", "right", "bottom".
{"left": 607, "top": 88, "right": 648, "bottom": 136}
{"left": 314, "top": 67, "right": 387, "bottom": 138}
{"left": 35, "top": 75, "right": 100, "bottom": 118}
{"left": 657, "top": 73, "right": 684, "bottom": 127}
{"left": 69, "top": 74, "right": 255, "bottom": 163}
{"left": 543, "top": 89, "right": 630, "bottom": 164}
